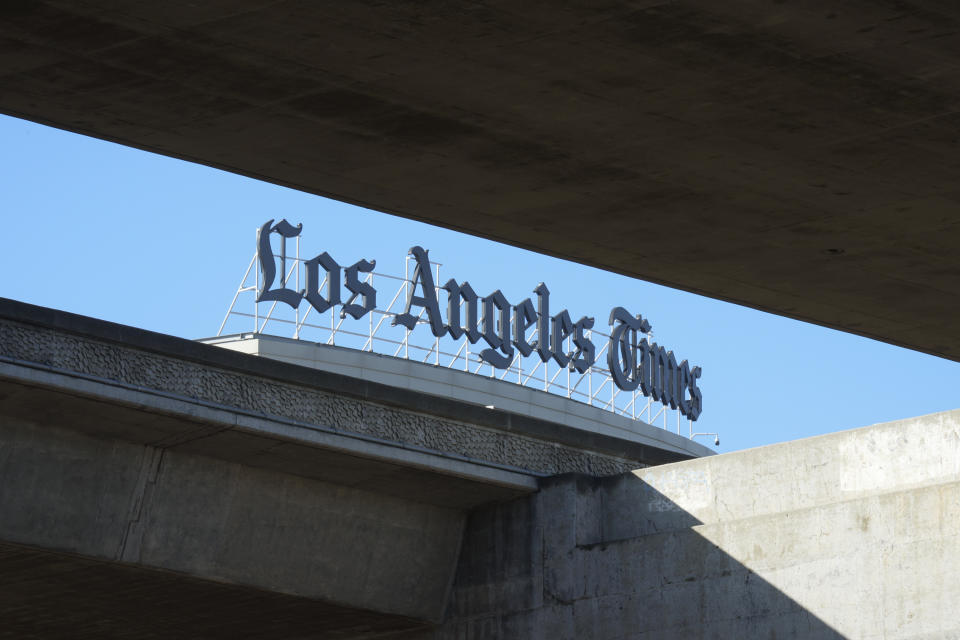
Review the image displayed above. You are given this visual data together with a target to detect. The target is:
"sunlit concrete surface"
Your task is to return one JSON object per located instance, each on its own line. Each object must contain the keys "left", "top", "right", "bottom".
{"left": 428, "top": 409, "right": 960, "bottom": 638}
{"left": 1, "top": 2, "right": 958, "bottom": 360}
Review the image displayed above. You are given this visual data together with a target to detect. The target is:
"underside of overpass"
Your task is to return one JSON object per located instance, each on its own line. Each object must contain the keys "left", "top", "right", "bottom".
{"left": 1, "top": 1, "right": 958, "bottom": 361}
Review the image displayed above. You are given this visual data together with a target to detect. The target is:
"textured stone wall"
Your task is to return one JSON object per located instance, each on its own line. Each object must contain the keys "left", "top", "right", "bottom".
{"left": 0, "top": 318, "right": 640, "bottom": 477}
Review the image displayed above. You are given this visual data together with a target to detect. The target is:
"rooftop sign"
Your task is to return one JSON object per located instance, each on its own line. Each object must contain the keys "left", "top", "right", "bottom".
{"left": 255, "top": 219, "right": 703, "bottom": 421}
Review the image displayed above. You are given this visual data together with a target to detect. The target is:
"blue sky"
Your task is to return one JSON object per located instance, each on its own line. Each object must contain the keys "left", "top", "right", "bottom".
{"left": 1, "top": 114, "right": 956, "bottom": 453}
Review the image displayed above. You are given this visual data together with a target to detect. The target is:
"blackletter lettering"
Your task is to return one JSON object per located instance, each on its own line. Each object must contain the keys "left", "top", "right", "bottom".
{"left": 303, "top": 251, "right": 340, "bottom": 313}
{"left": 256, "top": 219, "right": 303, "bottom": 309}
{"left": 512, "top": 298, "right": 537, "bottom": 357}
{"left": 688, "top": 366, "right": 703, "bottom": 420}
{"left": 570, "top": 316, "right": 596, "bottom": 374}
{"left": 663, "top": 350, "right": 679, "bottom": 410}
{"left": 393, "top": 246, "right": 444, "bottom": 336}
{"left": 533, "top": 283, "right": 551, "bottom": 363}
{"left": 256, "top": 226, "right": 703, "bottom": 419}
{"left": 650, "top": 343, "right": 668, "bottom": 403}
{"left": 551, "top": 310, "right": 574, "bottom": 368}
{"left": 443, "top": 279, "right": 481, "bottom": 342}
{"left": 607, "top": 307, "right": 642, "bottom": 391}
{"left": 342, "top": 258, "right": 377, "bottom": 319}
{"left": 637, "top": 338, "right": 653, "bottom": 396}
{"left": 677, "top": 360, "right": 692, "bottom": 417}
{"left": 481, "top": 290, "right": 513, "bottom": 368}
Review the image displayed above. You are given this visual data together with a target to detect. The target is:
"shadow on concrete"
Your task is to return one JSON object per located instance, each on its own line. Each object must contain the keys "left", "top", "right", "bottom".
{"left": 0, "top": 541, "right": 431, "bottom": 640}
{"left": 0, "top": 469, "right": 850, "bottom": 639}
{"left": 436, "top": 472, "right": 847, "bottom": 639}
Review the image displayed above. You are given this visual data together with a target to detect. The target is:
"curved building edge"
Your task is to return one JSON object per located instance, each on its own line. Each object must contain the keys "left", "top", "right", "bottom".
{"left": 201, "top": 332, "right": 716, "bottom": 460}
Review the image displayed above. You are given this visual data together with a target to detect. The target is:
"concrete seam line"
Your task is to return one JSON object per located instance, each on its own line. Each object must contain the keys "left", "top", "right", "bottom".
{"left": 116, "top": 447, "right": 165, "bottom": 564}
{"left": 0, "top": 355, "right": 545, "bottom": 485}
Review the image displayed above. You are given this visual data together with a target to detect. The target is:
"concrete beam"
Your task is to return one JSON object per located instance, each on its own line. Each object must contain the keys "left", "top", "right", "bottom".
{"left": 0, "top": 359, "right": 538, "bottom": 508}
{"left": 0, "top": 2, "right": 958, "bottom": 360}
{"left": 0, "top": 411, "right": 464, "bottom": 624}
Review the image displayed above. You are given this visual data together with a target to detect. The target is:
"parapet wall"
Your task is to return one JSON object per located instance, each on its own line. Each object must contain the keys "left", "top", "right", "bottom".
{"left": 0, "top": 298, "right": 705, "bottom": 478}
{"left": 202, "top": 333, "right": 711, "bottom": 458}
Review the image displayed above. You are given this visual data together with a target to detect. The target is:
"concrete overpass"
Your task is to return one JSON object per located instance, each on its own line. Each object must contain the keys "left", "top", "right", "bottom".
{"left": 1, "top": 1, "right": 958, "bottom": 361}
{"left": 0, "top": 297, "right": 699, "bottom": 637}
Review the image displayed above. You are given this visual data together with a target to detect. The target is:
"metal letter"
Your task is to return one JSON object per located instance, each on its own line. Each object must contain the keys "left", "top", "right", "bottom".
{"left": 512, "top": 298, "right": 537, "bottom": 357}
{"left": 443, "top": 279, "right": 481, "bottom": 343}
{"left": 342, "top": 258, "right": 377, "bottom": 320}
{"left": 663, "top": 350, "right": 679, "bottom": 410}
{"left": 570, "top": 316, "right": 596, "bottom": 374}
{"left": 550, "top": 310, "right": 574, "bottom": 368}
{"left": 393, "top": 246, "right": 444, "bottom": 336}
{"left": 677, "top": 360, "right": 692, "bottom": 417}
{"left": 256, "top": 219, "right": 303, "bottom": 309}
{"left": 688, "top": 366, "right": 703, "bottom": 421}
{"left": 533, "top": 283, "right": 552, "bottom": 363}
{"left": 481, "top": 290, "right": 513, "bottom": 368}
{"left": 607, "top": 307, "right": 641, "bottom": 391}
{"left": 637, "top": 338, "right": 653, "bottom": 396}
{"left": 650, "top": 343, "right": 668, "bottom": 402}
{"left": 302, "top": 251, "right": 340, "bottom": 313}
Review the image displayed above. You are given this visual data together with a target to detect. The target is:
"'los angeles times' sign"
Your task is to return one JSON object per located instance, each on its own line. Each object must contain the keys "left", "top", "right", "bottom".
{"left": 257, "top": 219, "right": 703, "bottom": 421}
